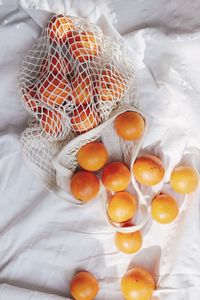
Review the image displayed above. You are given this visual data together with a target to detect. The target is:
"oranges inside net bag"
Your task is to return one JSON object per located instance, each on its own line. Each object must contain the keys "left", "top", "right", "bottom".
{"left": 19, "top": 14, "right": 137, "bottom": 187}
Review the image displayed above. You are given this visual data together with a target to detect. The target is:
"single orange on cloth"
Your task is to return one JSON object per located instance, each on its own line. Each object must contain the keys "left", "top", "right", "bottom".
{"left": 102, "top": 162, "right": 131, "bottom": 192}
{"left": 40, "top": 108, "right": 63, "bottom": 135}
{"left": 70, "top": 106, "right": 99, "bottom": 134}
{"left": 38, "top": 73, "right": 72, "bottom": 109}
{"left": 133, "top": 155, "right": 165, "bottom": 186}
{"left": 71, "top": 71, "right": 93, "bottom": 105}
{"left": 70, "top": 171, "right": 100, "bottom": 202}
{"left": 77, "top": 142, "right": 108, "bottom": 171}
{"left": 68, "top": 31, "right": 101, "bottom": 62}
{"left": 121, "top": 267, "right": 155, "bottom": 300}
{"left": 114, "top": 111, "right": 145, "bottom": 141}
{"left": 115, "top": 231, "right": 142, "bottom": 254}
{"left": 47, "top": 15, "right": 75, "bottom": 43}
{"left": 107, "top": 191, "right": 137, "bottom": 223}
{"left": 170, "top": 165, "right": 199, "bottom": 194}
{"left": 70, "top": 271, "right": 99, "bottom": 300}
{"left": 95, "top": 64, "right": 127, "bottom": 102}
{"left": 151, "top": 193, "right": 179, "bottom": 224}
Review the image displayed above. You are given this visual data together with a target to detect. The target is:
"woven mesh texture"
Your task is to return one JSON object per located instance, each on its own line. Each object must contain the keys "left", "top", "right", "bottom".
{"left": 19, "top": 14, "right": 137, "bottom": 188}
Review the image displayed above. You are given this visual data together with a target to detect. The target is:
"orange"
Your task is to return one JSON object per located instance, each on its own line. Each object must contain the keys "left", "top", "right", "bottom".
{"left": 70, "top": 271, "right": 99, "bottom": 300}
{"left": 114, "top": 111, "right": 145, "bottom": 141}
{"left": 68, "top": 31, "right": 101, "bottom": 62}
{"left": 115, "top": 231, "right": 142, "bottom": 254}
{"left": 47, "top": 15, "right": 75, "bottom": 43}
{"left": 48, "top": 52, "right": 63, "bottom": 75}
{"left": 70, "top": 106, "right": 99, "bottom": 134}
{"left": 95, "top": 64, "right": 127, "bottom": 102}
{"left": 133, "top": 155, "right": 165, "bottom": 186}
{"left": 40, "top": 108, "right": 62, "bottom": 135}
{"left": 38, "top": 73, "right": 72, "bottom": 109}
{"left": 70, "top": 171, "right": 100, "bottom": 202}
{"left": 71, "top": 71, "right": 93, "bottom": 105}
{"left": 151, "top": 193, "right": 179, "bottom": 224}
{"left": 121, "top": 267, "right": 155, "bottom": 300}
{"left": 107, "top": 191, "right": 137, "bottom": 223}
{"left": 102, "top": 162, "right": 131, "bottom": 192}
{"left": 170, "top": 165, "right": 199, "bottom": 194}
{"left": 77, "top": 142, "right": 108, "bottom": 171}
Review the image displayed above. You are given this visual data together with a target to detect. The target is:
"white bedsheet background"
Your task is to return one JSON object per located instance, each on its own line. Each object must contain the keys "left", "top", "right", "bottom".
{"left": 1, "top": 1, "right": 200, "bottom": 299}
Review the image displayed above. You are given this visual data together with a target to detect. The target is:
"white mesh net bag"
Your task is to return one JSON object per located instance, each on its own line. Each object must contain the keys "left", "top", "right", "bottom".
{"left": 19, "top": 14, "right": 138, "bottom": 192}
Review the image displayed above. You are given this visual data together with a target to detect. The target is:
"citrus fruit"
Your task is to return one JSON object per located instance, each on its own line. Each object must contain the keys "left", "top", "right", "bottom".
{"left": 170, "top": 165, "right": 199, "bottom": 194}
{"left": 40, "top": 108, "right": 62, "bottom": 136}
{"left": 115, "top": 231, "right": 142, "bottom": 254}
{"left": 70, "top": 171, "right": 100, "bottom": 202}
{"left": 151, "top": 193, "right": 179, "bottom": 224}
{"left": 102, "top": 162, "right": 131, "bottom": 192}
{"left": 95, "top": 64, "right": 127, "bottom": 102}
{"left": 71, "top": 71, "right": 93, "bottom": 105}
{"left": 114, "top": 111, "right": 145, "bottom": 141}
{"left": 133, "top": 155, "right": 165, "bottom": 186}
{"left": 47, "top": 15, "right": 75, "bottom": 43}
{"left": 70, "top": 106, "right": 99, "bottom": 134}
{"left": 68, "top": 31, "right": 101, "bottom": 62}
{"left": 38, "top": 73, "right": 72, "bottom": 108}
{"left": 70, "top": 271, "right": 99, "bottom": 300}
{"left": 107, "top": 191, "right": 137, "bottom": 223}
{"left": 121, "top": 267, "right": 155, "bottom": 300}
{"left": 77, "top": 142, "right": 108, "bottom": 171}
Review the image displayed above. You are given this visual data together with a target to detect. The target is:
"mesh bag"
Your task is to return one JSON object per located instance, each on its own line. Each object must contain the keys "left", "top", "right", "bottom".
{"left": 19, "top": 14, "right": 137, "bottom": 190}
{"left": 53, "top": 105, "right": 149, "bottom": 232}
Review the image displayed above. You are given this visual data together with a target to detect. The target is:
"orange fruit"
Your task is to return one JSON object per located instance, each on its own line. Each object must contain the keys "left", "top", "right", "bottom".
{"left": 47, "top": 15, "right": 75, "bottom": 43}
{"left": 102, "top": 162, "right": 131, "bottom": 192}
{"left": 133, "top": 155, "right": 165, "bottom": 186}
{"left": 115, "top": 231, "right": 142, "bottom": 254}
{"left": 95, "top": 64, "right": 127, "bottom": 102}
{"left": 38, "top": 73, "right": 72, "bottom": 109}
{"left": 121, "top": 267, "right": 155, "bottom": 300}
{"left": 48, "top": 51, "right": 63, "bottom": 75}
{"left": 71, "top": 71, "right": 93, "bottom": 105}
{"left": 151, "top": 193, "right": 179, "bottom": 224}
{"left": 170, "top": 165, "right": 199, "bottom": 194}
{"left": 70, "top": 171, "right": 100, "bottom": 202}
{"left": 70, "top": 106, "right": 99, "bottom": 134}
{"left": 40, "top": 108, "right": 63, "bottom": 135}
{"left": 68, "top": 31, "right": 101, "bottom": 62}
{"left": 114, "top": 111, "right": 145, "bottom": 141}
{"left": 107, "top": 191, "right": 137, "bottom": 223}
{"left": 70, "top": 271, "right": 99, "bottom": 300}
{"left": 77, "top": 142, "right": 108, "bottom": 171}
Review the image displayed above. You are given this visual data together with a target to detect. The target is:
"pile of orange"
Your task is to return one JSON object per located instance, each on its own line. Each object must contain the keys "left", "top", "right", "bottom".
{"left": 132, "top": 154, "right": 199, "bottom": 224}
{"left": 23, "top": 15, "right": 128, "bottom": 137}
{"left": 70, "top": 110, "right": 146, "bottom": 256}
{"left": 70, "top": 110, "right": 146, "bottom": 204}
{"left": 22, "top": 15, "right": 200, "bottom": 300}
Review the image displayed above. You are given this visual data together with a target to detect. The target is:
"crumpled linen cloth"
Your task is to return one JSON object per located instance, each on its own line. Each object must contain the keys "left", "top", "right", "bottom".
{"left": 1, "top": 0, "right": 200, "bottom": 299}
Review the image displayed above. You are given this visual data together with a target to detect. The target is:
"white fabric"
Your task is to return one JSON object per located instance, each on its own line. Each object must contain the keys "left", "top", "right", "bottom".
{"left": 1, "top": 0, "right": 200, "bottom": 299}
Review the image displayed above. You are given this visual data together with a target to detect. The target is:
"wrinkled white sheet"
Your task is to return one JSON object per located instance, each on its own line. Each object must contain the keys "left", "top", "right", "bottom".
{"left": 1, "top": 0, "right": 200, "bottom": 299}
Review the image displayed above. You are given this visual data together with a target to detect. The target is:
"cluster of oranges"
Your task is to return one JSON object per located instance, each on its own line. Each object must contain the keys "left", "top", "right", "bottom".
{"left": 69, "top": 109, "right": 199, "bottom": 300}
{"left": 23, "top": 15, "right": 127, "bottom": 137}
{"left": 21, "top": 15, "right": 200, "bottom": 300}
